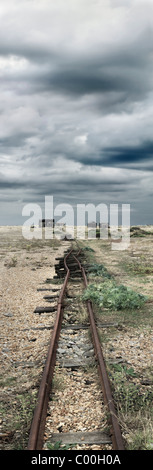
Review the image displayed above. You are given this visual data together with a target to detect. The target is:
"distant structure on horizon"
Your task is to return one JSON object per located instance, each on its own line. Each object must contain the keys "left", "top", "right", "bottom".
{"left": 39, "top": 219, "right": 54, "bottom": 228}
{"left": 87, "top": 221, "right": 97, "bottom": 228}
{"left": 88, "top": 222, "right": 110, "bottom": 229}
{"left": 55, "top": 222, "right": 66, "bottom": 227}
{"left": 38, "top": 220, "right": 110, "bottom": 230}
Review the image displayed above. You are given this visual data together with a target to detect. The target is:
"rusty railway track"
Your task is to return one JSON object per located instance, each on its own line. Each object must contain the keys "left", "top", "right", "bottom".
{"left": 28, "top": 247, "right": 124, "bottom": 451}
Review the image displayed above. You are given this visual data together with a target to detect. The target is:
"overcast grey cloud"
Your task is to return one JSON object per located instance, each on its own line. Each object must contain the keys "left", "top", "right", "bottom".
{"left": 0, "top": 0, "right": 153, "bottom": 225}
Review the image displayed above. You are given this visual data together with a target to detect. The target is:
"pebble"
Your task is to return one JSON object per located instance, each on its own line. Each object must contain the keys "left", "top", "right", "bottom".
{"left": 57, "top": 348, "right": 67, "bottom": 354}
{"left": 84, "top": 350, "right": 94, "bottom": 357}
{"left": 3, "top": 313, "right": 14, "bottom": 317}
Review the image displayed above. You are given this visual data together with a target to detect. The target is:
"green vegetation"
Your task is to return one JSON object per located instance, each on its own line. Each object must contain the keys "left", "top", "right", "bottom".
{"left": 0, "top": 390, "right": 37, "bottom": 450}
{"left": 83, "top": 252, "right": 153, "bottom": 450}
{"left": 111, "top": 364, "right": 137, "bottom": 378}
{"left": 82, "top": 246, "right": 95, "bottom": 252}
{"left": 124, "top": 260, "right": 153, "bottom": 275}
{"left": 110, "top": 364, "right": 152, "bottom": 413}
{"left": 82, "top": 280, "right": 147, "bottom": 311}
{"left": 87, "top": 263, "right": 112, "bottom": 279}
{"left": 130, "top": 226, "right": 153, "bottom": 237}
{"left": 108, "top": 363, "right": 153, "bottom": 450}
{"left": 0, "top": 376, "right": 16, "bottom": 388}
{"left": 47, "top": 441, "right": 74, "bottom": 450}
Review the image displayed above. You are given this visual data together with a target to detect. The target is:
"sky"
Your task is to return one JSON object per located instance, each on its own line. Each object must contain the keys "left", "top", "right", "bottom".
{"left": 0, "top": 0, "right": 153, "bottom": 225}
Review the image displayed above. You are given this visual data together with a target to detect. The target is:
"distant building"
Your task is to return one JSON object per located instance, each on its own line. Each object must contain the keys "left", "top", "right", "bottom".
{"left": 87, "top": 221, "right": 97, "bottom": 228}
{"left": 39, "top": 219, "right": 54, "bottom": 228}
{"left": 55, "top": 222, "right": 65, "bottom": 227}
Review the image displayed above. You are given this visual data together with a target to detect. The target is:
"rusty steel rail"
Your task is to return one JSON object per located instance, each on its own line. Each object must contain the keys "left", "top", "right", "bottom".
{"left": 28, "top": 249, "right": 72, "bottom": 450}
{"left": 28, "top": 248, "right": 124, "bottom": 450}
{"left": 73, "top": 252, "right": 124, "bottom": 450}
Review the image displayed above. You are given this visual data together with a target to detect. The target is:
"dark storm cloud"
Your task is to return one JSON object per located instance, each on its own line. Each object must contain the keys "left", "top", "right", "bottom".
{"left": 45, "top": 66, "right": 141, "bottom": 98}
{"left": 111, "top": 142, "right": 153, "bottom": 164}
{"left": 0, "top": 180, "right": 26, "bottom": 189}
{"left": 0, "top": 21, "right": 152, "bottom": 103}
{"left": 93, "top": 142, "right": 153, "bottom": 168}
{"left": 44, "top": 32, "right": 152, "bottom": 100}
{"left": 2, "top": 44, "right": 151, "bottom": 103}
